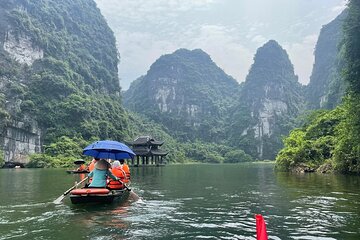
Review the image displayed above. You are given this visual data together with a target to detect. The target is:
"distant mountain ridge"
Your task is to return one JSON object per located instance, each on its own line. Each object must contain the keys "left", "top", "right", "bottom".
{"left": 124, "top": 41, "right": 305, "bottom": 159}
{"left": 124, "top": 8, "right": 348, "bottom": 160}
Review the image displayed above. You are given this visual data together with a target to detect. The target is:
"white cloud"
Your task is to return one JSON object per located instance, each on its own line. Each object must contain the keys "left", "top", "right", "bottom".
{"left": 96, "top": 0, "right": 217, "bottom": 21}
{"left": 331, "top": 1, "right": 347, "bottom": 13}
{"left": 251, "top": 35, "right": 266, "bottom": 44}
{"left": 95, "top": 0, "right": 347, "bottom": 89}
{"left": 117, "top": 24, "right": 254, "bottom": 88}
{"left": 188, "top": 25, "right": 253, "bottom": 82}
{"left": 116, "top": 31, "right": 178, "bottom": 89}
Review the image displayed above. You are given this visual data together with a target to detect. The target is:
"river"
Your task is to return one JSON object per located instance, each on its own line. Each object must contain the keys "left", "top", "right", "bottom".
{"left": 0, "top": 163, "right": 359, "bottom": 239}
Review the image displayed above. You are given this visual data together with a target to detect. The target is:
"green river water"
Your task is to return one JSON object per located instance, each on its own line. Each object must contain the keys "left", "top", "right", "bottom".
{"left": 0, "top": 163, "right": 359, "bottom": 239}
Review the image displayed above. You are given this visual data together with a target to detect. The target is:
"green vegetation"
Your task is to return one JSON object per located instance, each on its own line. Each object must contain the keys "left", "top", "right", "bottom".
{"left": 276, "top": 0, "right": 360, "bottom": 174}
{"left": 124, "top": 49, "right": 240, "bottom": 142}
{"left": 276, "top": 108, "right": 344, "bottom": 171}
{"left": 0, "top": 0, "right": 133, "bottom": 166}
{"left": 26, "top": 136, "right": 88, "bottom": 168}
{"left": 126, "top": 112, "right": 253, "bottom": 164}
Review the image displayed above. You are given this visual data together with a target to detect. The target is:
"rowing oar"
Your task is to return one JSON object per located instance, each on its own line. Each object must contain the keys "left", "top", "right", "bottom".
{"left": 118, "top": 180, "right": 140, "bottom": 201}
{"left": 53, "top": 176, "right": 89, "bottom": 204}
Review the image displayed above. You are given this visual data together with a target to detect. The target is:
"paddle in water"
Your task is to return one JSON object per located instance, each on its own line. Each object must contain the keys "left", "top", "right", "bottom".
{"left": 53, "top": 176, "right": 89, "bottom": 204}
{"left": 118, "top": 180, "right": 140, "bottom": 202}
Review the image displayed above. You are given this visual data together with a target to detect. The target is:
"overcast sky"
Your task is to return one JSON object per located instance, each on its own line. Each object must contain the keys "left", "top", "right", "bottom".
{"left": 95, "top": 0, "right": 347, "bottom": 90}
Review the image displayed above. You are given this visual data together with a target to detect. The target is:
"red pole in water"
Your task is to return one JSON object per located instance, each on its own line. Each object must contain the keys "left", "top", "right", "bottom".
{"left": 255, "top": 214, "right": 268, "bottom": 240}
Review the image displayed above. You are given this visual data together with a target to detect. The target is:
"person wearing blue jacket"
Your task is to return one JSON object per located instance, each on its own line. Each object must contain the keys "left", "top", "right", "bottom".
{"left": 88, "top": 159, "right": 119, "bottom": 188}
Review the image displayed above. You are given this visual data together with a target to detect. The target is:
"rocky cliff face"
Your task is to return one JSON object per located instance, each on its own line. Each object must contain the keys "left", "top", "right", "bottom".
{"left": 306, "top": 10, "right": 347, "bottom": 109}
{"left": 228, "top": 40, "right": 304, "bottom": 159}
{"left": 4, "top": 31, "right": 44, "bottom": 65}
{"left": 2, "top": 120, "right": 41, "bottom": 165}
{"left": 0, "top": 0, "right": 124, "bottom": 165}
{"left": 0, "top": 71, "right": 42, "bottom": 164}
{"left": 124, "top": 48, "right": 240, "bottom": 141}
{"left": 0, "top": 16, "right": 43, "bottom": 164}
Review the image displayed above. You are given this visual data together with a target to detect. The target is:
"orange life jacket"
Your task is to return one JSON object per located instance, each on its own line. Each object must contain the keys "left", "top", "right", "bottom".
{"left": 107, "top": 167, "right": 126, "bottom": 189}
{"left": 107, "top": 180, "right": 124, "bottom": 190}
{"left": 110, "top": 166, "right": 130, "bottom": 183}
{"left": 111, "top": 167, "right": 126, "bottom": 179}
{"left": 122, "top": 164, "right": 131, "bottom": 179}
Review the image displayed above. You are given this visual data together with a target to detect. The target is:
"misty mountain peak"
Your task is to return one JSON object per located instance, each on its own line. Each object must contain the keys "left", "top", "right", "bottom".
{"left": 150, "top": 48, "right": 213, "bottom": 72}
{"left": 246, "top": 40, "right": 297, "bottom": 85}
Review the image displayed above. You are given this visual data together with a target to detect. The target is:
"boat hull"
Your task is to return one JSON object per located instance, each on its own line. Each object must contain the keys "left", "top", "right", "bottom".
{"left": 70, "top": 189, "right": 130, "bottom": 204}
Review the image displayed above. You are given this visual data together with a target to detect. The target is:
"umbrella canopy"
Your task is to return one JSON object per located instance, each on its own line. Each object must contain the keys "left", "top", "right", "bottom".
{"left": 83, "top": 140, "right": 135, "bottom": 160}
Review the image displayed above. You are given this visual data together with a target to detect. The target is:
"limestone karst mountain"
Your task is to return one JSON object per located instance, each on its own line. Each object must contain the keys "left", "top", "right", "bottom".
{"left": 0, "top": 0, "right": 130, "bottom": 165}
{"left": 123, "top": 48, "right": 240, "bottom": 141}
{"left": 227, "top": 40, "right": 305, "bottom": 159}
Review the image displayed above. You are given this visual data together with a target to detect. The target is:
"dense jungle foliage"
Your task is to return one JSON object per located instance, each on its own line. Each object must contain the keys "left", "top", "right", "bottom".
{"left": 0, "top": 0, "right": 132, "bottom": 167}
{"left": 276, "top": 0, "right": 360, "bottom": 174}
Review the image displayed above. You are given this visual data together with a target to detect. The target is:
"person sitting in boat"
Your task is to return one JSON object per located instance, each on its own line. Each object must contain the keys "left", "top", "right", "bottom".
{"left": 76, "top": 163, "right": 87, "bottom": 172}
{"left": 120, "top": 159, "right": 131, "bottom": 183}
{"left": 88, "top": 159, "right": 119, "bottom": 188}
{"left": 108, "top": 160, "right": 126, "bottom": 189}
{"left": 88, "top": 158, "right": 99, "bottom": 172}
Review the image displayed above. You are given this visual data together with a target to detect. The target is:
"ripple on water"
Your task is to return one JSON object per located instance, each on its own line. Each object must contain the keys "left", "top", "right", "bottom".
{"left": 285, "top": 195, "right": 353, "bottom": 238}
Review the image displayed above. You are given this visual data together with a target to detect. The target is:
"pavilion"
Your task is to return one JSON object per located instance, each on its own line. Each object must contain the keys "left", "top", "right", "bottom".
{"left": 127, "top": 136, "right": 168, "bottom": 166}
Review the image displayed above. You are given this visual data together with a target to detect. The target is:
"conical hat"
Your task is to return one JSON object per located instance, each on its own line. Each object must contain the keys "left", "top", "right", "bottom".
{"left": 95, "top": 159, "right": 111, "bottom": 170}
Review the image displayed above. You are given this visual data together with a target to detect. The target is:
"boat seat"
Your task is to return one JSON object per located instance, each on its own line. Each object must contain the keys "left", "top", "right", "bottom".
{"left": 107, "top": 180, "right": 124, "bottom": 190}
{"left": 71, "top": 188, "right": 110, "bottom": 195}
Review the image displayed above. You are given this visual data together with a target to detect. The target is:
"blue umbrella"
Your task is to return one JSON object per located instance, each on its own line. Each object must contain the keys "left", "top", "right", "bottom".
{"left": 83, "top": 140, "right": 135, "bottom": 160}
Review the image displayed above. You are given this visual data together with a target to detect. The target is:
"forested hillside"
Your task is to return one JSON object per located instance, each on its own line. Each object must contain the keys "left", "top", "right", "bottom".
{"left": 276, "top": 0, "right": 360, "bottom": 174}
{"left": 0, "top": 0, "right": 134, "bottom": 166}
{"left": 124, "top": 48, "right": 240, "bottom": 142}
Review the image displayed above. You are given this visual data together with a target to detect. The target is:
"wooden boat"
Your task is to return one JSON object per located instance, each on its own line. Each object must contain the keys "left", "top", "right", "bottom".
{"left": 66, "top": 169, "right": 90, "bottom": 174}
{"left": 69, "top": 187, "right": 130, "bottom": 204}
